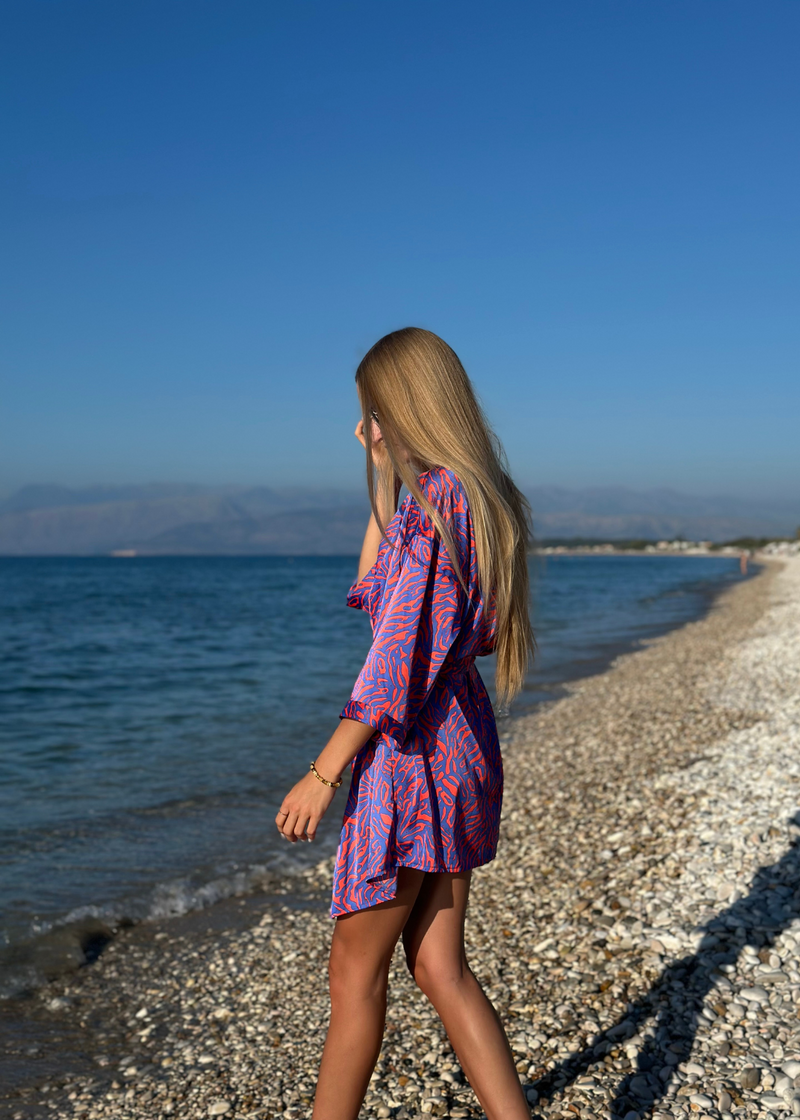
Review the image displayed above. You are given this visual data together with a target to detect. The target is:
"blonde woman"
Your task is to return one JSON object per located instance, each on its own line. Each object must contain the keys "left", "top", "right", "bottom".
{"left": 276, "top": 328, "right": 534, "bottom": 1120}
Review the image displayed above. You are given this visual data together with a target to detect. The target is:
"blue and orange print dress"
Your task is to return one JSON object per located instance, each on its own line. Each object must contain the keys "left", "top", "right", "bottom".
{"left": 331, "top": 467, "right": 503, "bottom": 917}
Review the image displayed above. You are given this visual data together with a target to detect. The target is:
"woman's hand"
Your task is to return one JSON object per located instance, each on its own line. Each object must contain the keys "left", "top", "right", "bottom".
{"left": 355, "top": 419, "right": 401, "bottom": 516}
{"left": 275, "top": 770, "right": 337, "bottom": 843}
{"left": 354, "top": 417, "right": 388, "bottom": 464}
{"left": 274, "top": 721, "right": 376, "bottom": 842}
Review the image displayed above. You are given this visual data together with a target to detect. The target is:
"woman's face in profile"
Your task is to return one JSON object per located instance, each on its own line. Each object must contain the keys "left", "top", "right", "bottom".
{"left": 356, "top": 389, "right": 418, "bottom": 469}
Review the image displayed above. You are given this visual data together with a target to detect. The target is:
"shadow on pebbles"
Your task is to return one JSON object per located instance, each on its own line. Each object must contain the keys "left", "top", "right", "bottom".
{"left": 3, "top": 558, "right": 800, "bottom": 1120}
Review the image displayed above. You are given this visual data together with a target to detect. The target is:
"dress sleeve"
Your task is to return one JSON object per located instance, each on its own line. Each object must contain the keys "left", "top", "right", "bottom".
{"left": 346, "top": 566, "right": 378, "bottom": 613}
{"left": 344, "top": 511, "right": 397, "bottom": 619}
{"left": 340, "top": 510, "right": 466, "bottom": 747}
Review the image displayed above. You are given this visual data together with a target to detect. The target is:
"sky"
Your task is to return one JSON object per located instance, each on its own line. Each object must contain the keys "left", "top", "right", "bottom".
{"left": 1, "top": 1, "right": 798, "bottom": 500}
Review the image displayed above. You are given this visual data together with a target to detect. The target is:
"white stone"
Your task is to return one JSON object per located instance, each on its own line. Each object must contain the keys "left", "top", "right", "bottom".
{"left": 760, "top": 1094, "right": 790, "bottom": 1111}
{"left": 740, "top": 986, "right": 770, "bottom": 1004}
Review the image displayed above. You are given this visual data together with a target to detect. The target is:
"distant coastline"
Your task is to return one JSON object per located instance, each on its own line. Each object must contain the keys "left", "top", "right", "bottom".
{"left": 538, "top": 536, "right": 800, "bottom": 558}
{"left": 101, "top": 538, "right": 800, "bottom": 561}
{"left": 1, "top": 482, "right": 797, "bottom": 556}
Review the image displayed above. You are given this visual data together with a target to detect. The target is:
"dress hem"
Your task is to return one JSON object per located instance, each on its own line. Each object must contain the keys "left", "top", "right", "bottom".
{"left": 329, "top": 851, "right": 498, "bottom": 919}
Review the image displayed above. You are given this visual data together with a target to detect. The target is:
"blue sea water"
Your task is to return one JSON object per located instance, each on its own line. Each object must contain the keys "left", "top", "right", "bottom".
{"left": 0, "top": 554, "right": 744, "bottom": 994}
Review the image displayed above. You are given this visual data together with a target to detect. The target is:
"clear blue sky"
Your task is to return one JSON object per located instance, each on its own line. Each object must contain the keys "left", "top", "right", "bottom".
{"left": 1, "top": 1, "right": 798, "bottom": 499}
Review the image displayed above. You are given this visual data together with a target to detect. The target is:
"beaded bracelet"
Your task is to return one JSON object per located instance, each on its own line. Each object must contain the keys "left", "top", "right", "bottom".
{"left": 309, "top": 760, "right": 343, "bottom": 788}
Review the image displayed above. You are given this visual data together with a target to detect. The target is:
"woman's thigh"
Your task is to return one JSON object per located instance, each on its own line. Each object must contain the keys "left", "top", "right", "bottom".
{"left": 402, "top": 870, "right": 472, "bottom": 980}
{"left": 329, "top": 867, "right": 427, "bottom": 993}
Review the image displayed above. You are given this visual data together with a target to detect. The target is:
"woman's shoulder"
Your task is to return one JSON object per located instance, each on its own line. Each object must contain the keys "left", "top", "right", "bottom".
{"left": 416, "top": 466, "right": 469, "bottom": 515}
{"left": 397, "top": 468, "right": 470, "bottom": 551}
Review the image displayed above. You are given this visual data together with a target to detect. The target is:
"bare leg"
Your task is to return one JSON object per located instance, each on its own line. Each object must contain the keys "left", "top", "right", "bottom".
{"left": 403, "top": 871, "right": 530, "bottom": 1120}
{"left": 312, "top": 868, "right": 426, "bottom": 1120}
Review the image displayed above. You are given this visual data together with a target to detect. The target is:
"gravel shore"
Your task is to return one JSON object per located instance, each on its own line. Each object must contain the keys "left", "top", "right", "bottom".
{"left": 3, "top": 557, "right": 799, "bottom": 1120}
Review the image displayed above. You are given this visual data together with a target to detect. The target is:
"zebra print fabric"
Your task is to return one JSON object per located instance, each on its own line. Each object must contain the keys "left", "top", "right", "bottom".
{"left": 331, "top": 468, "right": 502, "bottom": 917}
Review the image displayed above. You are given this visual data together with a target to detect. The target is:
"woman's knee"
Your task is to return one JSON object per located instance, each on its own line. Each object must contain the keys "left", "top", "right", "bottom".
{"left": 406, "top": 944, "right": 468, "bottom": 999}
{"left": 328, "top": 934, "right": 389, "bottom": 1005}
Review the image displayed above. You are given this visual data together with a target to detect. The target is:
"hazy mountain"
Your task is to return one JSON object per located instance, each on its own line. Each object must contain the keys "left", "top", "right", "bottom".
{"left": 0, "top": 485, "right": 371, "bottom": 555}
{"left": 0, "top": 483, "right": 796, "bottom": 555}
{"left": 524, "top": 486, "right": 800, "bottom": 543}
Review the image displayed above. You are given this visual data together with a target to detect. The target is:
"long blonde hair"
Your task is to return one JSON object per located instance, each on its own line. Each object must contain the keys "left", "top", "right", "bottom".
{"left": 356, "top": 327, "right": 534, "bottom": 704}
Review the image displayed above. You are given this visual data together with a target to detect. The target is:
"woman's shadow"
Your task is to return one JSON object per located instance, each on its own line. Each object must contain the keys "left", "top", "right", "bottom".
{"left": 529, "top": 812, "right": 800, "bottom": 1118}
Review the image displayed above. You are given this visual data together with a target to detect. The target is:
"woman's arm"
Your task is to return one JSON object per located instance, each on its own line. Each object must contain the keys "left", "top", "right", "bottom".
{"left": 357, "top": 511, "right": 383, "bottom": 583}
{"left": 274, "top": 420, "right": 400, "bottom": 843}
{"left": 356, "top": 512, "right": 383, "bottom": 582}
{"left": 354, "top": 419, "right": 400, "bottom": 582}
{"left": 275, "top": 717, "right": 374, "bottom": 842}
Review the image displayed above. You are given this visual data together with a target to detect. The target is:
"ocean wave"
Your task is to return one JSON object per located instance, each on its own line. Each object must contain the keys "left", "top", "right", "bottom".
{"left": 0, "top": 850, "right": 326, "bottom": 1000}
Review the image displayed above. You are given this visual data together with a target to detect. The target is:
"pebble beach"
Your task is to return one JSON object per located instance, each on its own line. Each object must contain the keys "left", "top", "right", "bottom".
{"left": 3, "top": 555, "right": 800, "bottom": 1120}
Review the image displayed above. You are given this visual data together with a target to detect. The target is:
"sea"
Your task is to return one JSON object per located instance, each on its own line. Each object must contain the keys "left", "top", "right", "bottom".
{"left": 0, "top": 553, "right": 746, "bottom": 997}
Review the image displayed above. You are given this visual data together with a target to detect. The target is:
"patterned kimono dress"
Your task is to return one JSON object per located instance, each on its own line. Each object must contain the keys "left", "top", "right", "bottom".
{"left": 331, "top": 467, "right": 503, "bottom": 917}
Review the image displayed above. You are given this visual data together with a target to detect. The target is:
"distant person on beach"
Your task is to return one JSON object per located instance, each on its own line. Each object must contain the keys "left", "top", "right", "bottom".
{"left": 276, "top": 328, "right": 535, "bottom": 1120}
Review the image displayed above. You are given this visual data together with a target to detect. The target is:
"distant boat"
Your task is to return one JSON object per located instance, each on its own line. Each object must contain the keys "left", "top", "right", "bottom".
{"left": 110, "top": 549, "right": 137, "bottom": 558}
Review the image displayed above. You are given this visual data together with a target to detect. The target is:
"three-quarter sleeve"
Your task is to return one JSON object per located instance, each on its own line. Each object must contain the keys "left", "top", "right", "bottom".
{"left": 345, "top": 529, "right": 393, "bottom": 620}
{"left": 346, "top": 567, "right": 378, "bottom": 614}
{"left": 341, "top": 508, "right": 467, "bottom": 747}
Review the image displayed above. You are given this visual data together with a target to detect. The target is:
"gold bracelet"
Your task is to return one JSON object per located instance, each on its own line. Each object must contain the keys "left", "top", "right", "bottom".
{"left": 309, "top": 760, "right": 343, "bottom": 788}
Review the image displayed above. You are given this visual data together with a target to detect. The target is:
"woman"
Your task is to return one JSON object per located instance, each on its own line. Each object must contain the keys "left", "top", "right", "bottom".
{"left": 276, "top": 328, "right": 534, "bottom": 1120}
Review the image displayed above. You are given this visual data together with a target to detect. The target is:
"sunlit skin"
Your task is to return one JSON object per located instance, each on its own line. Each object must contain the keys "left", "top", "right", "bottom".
{"left": 274, "top": 403, "right": 530, "bottom": 1120}
{"left": 274, "top": 418, "right": 398, "bottom": 844}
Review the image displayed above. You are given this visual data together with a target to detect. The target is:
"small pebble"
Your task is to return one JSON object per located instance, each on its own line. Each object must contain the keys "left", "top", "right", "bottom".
{"left": 740, "top": 1068, "right": 761, "bottom": 1090}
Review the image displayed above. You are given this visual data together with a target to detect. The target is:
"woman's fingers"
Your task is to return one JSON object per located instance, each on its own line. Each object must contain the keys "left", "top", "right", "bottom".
{"left": 279, "top": 810, "right": 318, "bottom": 843}
{"left": 355, "top": 418, "right": 386, "bottom": 452}
{"left": 281, "top": 810, "right": 300, "bottom": 841}
{"left": 279, "top": 808, "right": 315, "bottom": 842}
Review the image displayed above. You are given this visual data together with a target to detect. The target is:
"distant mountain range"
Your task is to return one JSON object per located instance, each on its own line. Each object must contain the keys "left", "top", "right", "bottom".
{"left": 0, "top": 482, "right": 797, "bottom": 555}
